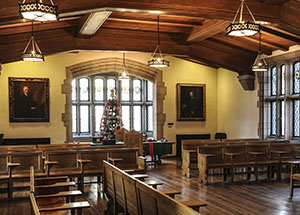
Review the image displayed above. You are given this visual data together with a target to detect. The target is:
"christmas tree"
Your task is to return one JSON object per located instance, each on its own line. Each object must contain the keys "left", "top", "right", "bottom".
{"left": 99, "top": 89, "right": 122, "bottom": 140}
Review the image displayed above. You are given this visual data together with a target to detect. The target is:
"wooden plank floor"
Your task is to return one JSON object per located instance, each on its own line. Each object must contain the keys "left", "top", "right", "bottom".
{"left": 1, "top": 158, "right": 300, "bottom": 214}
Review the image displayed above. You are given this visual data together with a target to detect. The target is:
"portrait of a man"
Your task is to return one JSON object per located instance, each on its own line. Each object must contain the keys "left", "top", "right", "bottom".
{"left": 9, "top": 77, "right": 49, "bottom": 122}
{"left": 177, "top": 83, "right": 206, "bottom": 121}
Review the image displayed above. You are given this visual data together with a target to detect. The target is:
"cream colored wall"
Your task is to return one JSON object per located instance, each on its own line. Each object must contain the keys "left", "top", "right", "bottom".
{"left": 163, "top": 56, "right": 218, "bottom": 147}
{"left": 0, "top": 52, "right": 151, "bottom": 144}
{"left": 216, "top": 68, "right": 259, "bottom": 139}
{"left": 1, "top": 52, "right": 259, "bottom": 146}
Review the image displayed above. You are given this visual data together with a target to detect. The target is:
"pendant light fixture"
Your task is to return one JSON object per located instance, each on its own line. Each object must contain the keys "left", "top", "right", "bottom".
{"left": 22, "top": 21, "right": 44, "bottom": 62}
{"left": 226, "top": 0, "right": 260, "bottom": 37}
{"left": 252, "top": 32, "right": 267, "bottom": 72}
{"left": 118, "top": 52, "right": 129, "bottom": 79}
{"left": 148, "top": 16, "right": 169, "bottom": 68}
{"left": 19, "top": 0, "right": 59, "bottom": 22}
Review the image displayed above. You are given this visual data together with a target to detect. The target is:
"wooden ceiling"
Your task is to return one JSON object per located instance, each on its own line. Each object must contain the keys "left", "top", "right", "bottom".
{"left": 1, "top": 0, "right": 300, "bottom": 76}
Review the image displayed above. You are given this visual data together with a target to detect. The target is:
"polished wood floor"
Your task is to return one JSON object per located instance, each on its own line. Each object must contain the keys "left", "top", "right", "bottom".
{"left": 1, "top": 158, "right": 300, "bottom": 215}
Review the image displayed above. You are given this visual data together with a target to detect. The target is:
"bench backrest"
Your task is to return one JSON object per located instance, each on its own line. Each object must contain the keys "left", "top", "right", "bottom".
{"left": 0, "top": 153, "right": 8, "bottom": 175}
{"left": 10, "top": 151, "right": 43, "bottom": 174}
{"left": 79, "top": 150, "right": 108, "bottom": 171}
{"left": 108, "top": 148, "right": 139, "bottom": 169}
{"left": 198, "top": 145, "right": 224, "bottom": 164}
{"left": 45, "top": 150, "right": 79, "bottom": 171}
{"left": 224, "top": 145, "right": 247, "bottom": 163}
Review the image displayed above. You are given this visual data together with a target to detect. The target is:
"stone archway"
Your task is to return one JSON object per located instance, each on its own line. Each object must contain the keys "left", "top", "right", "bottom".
{"left": 62, "top": 57, "right": 166, "bottom": 142}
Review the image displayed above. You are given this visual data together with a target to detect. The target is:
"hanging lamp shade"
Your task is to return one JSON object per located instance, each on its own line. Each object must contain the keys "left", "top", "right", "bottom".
{"left": 22, "top": 22, "right": 44, "bottom": 62}
{"left": 252, "top": 32, "right": 267, "bottom": 72}
{"left": 118, "top": 53, "right": 130, "bottom": 79}
{"left": 148, "top": 16, "right": 169, "bottom": 68}
{"left": 19, "top": 0, "right": 59, "bottom": 22}
{"left": 226, "top": 0, "right": 260, "bottom": 37}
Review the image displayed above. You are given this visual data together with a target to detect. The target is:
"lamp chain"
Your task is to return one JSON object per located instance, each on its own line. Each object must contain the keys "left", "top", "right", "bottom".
{"left": 157, "top": 15, "right": 160, "bottom": 46}
{"left": 259, "top": 32, "right": 261, "bottom": 53}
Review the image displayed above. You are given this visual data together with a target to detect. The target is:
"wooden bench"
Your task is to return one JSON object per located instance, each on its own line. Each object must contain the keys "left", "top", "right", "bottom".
{"left": 182, "top": 200, "right": 208, "bottom": 212}
{"left": 161, "top": 189, "right": 182, "bottom": 198}
{"left": 29, "top": 166, "right": 89, "bottom": 215}
{"left": 108, "top": 148, "right": 146, "bottom": 173}
{"left": 103, "top": 160, "right": 204, "bottom": 215}
{"left": 8, "top": 151, "right": 45, "bottom": 199}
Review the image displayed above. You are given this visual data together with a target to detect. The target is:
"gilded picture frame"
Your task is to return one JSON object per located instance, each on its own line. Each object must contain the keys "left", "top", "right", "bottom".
{"left": 176, "top": 83, "right": 206, "bottom": 121}
{"left": 9, "top": 77, "right": 50, "bottom": 122}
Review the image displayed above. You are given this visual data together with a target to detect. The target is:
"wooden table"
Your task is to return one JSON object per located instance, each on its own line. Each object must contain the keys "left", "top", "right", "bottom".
{"left": 224, "top": 152, "right": 243, "bottom": 183}
{"left": 248, "top": 151, "right": 266, "bottom": 181}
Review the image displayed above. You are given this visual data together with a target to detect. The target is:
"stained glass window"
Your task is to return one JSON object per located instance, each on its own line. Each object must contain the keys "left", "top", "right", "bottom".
{"left": 133, "top": 106, "right": 142, "bottom": 131}
{"left": 72, "top": 105, "right": 77, "bottom": 133}
{"left": 280, "top": 65, "right": 285, "bottom": 95}
{"left": 133, "top": 79, "right": 142, "bottom": 101}
{"left": 80, "top": 105, "right": 89, "bottom": 133}
{"left": 294, "top": 100, "right": 299, "bottom": 137}
{"left": 80, "top": 78, "right": 89, "bottom": 101}
{"left": 95, "top": 105, "right": 104, "bottom": 133}
{"left": 121, "top": 79, "right": 130, "bottom": 101}
{"left": 94, "top": 78, "right": 104, "bottom": 101}
{"left": 294, "top": 62, "right": 300, "bottom": 94}
{"left": 147, "top": 81, "right": 153, "bottom": 101}
{"left": 107, "top": 78, "right": 116, "bottom": 99}
{"left": 72, "top": 80, "right": 77, "bottom": 101}
{"left": 271, "top": 66, "right": 277, "bottom": 96}
{"left": 147, "top": 105, "right": 153, "bottom": 132}
{"left": 121, "top": 105, "right": 130, "bottom": 130}
{"left": 271, "top": 101, "right": 276, "bottom": 135}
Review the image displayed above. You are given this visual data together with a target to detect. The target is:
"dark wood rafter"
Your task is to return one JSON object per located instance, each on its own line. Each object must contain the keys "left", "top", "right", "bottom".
{"left": 0, "top": 0, "right": 299, "bottom": 78}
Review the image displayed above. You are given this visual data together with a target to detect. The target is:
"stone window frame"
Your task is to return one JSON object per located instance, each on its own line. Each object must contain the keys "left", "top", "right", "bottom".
{"left": 62, "top": 57, "right": 166, "bottom": 142}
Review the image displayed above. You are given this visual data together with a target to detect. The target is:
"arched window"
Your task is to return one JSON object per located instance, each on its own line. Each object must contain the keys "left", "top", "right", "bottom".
{"left": 72, "top": 73, "right": 153, "bottom": 138}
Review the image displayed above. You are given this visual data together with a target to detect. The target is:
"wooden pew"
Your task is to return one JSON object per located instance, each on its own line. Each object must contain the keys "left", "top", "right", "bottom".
{"left": 103, "top": 160, "right": 204, "bottom": 215}
{"left": 108, "top": 148, "right": 146, "bottom": 173}
{"left": 8, "top": 151, "right": 45, "bottom": 198}
{"left": 0, "top": 153, "right": 9, "bottom": 198}
{"left": 29, "top": 166, "right": 90, "bottom": 215}
{"left": 43, "top": 150, "right": 84, "bottom": 191}
{"left": 198, "top": 145, "right": 230, "bottom": 184}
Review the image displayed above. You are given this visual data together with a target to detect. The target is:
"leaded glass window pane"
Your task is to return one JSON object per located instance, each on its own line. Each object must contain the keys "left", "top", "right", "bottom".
{"left": 80, "top": 105, "right": 89, "bottom": 133}
{"left": 281, "top": 65, "right": 285, "bottom": 95}
{"left": 95, "top": 105, "right": 104, "bottom": 133}
{"left": 271, "top": 101, "right": 276, "bottom": 135}
{"left": 72, "top": 105, "right": 77, "bottom": 133}
{"left": 133, "top": 79, "right": 142, "bottom": 101}
{"left": 107, "top": 78, "right": 116, "bottom": 99}
{"left": 121, "top": 79, "right": 130, "bottom": 101}
{"left": 133, "top": 106, "right": 141, "bottom": 131}
{"left": 280, "top": 101, "right": 284, "bottom": 136}
{"left": 294, "top": 62, "right": 300, "bottom": 94}
{"left": 147, "top": 105, "right": 153, "bottom": 132}
{"left": 72, "top": 80, "right": 77, "bottom": 101}
{"left": 147, "top": 81, "right": 153, "bottom": 101}
{"left": 121, "top": 105, "right": 130, "bottom": 130}
{"left": 271, "top": 67, "right": 277, "bottom": 96}
{"left": 80, "top": 78, "right": 89, "bottom": 101}
{"left": 294, "top": 100, "right": 299, "bottom": 137}
{"left": 94, "top": 78, "right": 104, "bottom": 101}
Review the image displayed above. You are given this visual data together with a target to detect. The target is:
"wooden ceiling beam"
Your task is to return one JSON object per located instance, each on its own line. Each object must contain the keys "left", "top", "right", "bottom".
{"left": 242, "top": 35, "right": 288, "bottom": 51}
{"left": 187, "top": 19, "right": 230, "bottom": 42}
{"left": 260, "top": 25, "right": 300, "bottom": 44}
{"left": 213, "top": 34, "right": 273, "bottom": 55}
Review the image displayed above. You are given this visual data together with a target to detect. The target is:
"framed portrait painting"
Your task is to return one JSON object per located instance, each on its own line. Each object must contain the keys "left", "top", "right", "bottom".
{"left": 176, "top": 83, "right": 206, "bottom": 121}
{"left": 9, "top": 77, "right": 49, "bottom": 122}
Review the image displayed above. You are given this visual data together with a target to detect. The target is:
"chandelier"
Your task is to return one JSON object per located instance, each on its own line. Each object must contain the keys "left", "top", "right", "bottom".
{"left": 148, "top": 16, "right": 169, "bottom": 68}
{"left": 226, "top": 0, "right": 260, "bottom": 37}
{"left": 19, "top": 0, "right": 59, "bottom": 22}
{"left": 22, "top": 22, "right": 44, "bottom": 62}
{"left": 252, "top": 32, "right": 267, "bottom": 72}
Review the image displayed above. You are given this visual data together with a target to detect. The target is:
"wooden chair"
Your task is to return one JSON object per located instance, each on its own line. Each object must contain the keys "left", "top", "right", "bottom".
{"left": 288, "top": 161, "right": 300, "bottom": 198}
{"left": 124, "top": 130, "right": 144, "bottom": 156}
{"left": 115, "top": 128, "right": 128, "bottom": 142}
